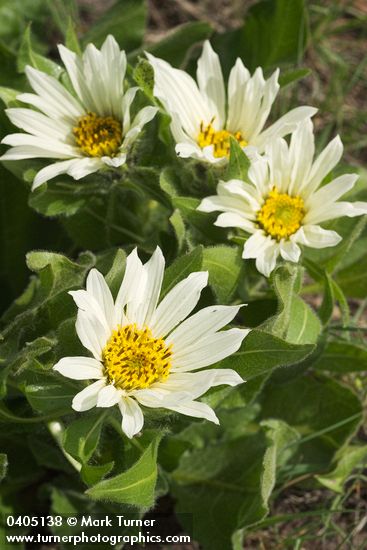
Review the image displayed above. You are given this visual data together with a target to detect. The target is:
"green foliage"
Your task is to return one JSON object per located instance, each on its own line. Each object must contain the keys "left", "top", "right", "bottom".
{"left": 214, "top": 0, "right": 307, "bottom": 73}
{"left": 86, "top": 433, "right": 162, "bottom": 506}
{"left": 0, "top": 1, "right": 365, "bottom": 548}
{"left": 82, "top": 0, "right": 147, "bottom": 51}
{"left": 62, "top": 411, "right": 106, "bottom": 464}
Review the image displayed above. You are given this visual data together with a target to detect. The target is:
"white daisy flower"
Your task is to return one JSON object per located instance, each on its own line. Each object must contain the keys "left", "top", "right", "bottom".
{"left": 53, "top": 247, "right": 248, "bottom": 438}
{"left": 198, "top": 119, "right": 367, "bottom": 277}
{"left": 146, "top": 41, "right": 316, "bottom": 165}
{"left": 1, "top": 35, "right": 157, "bottom": 190}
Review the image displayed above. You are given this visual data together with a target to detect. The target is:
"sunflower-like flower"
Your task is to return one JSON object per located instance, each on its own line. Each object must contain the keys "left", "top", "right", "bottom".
{"left": 1, "top": 35, "right": 157, "bottom": 189}
{"left": 198, "top": 120, "right": 367, "bottom": 276}
{"left": 54, "top": 247, "right": 248, "bottom": 438}
{"left": 146, "top": 41, "right": 316, "bottom": 165}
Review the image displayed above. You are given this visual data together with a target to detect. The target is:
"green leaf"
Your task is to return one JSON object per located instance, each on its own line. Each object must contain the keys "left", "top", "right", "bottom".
{"left": 0, "top": 86, "right": 20, "bottom": 106}
{"left": 81, "top": 462, "right": 114, "bottom": 487}
{"left": 0, "top": 454, "right": 8, "bottom": 482}
{"left": 173, "top": 196, "right": 225, "bottom": 243}
{"left": 133, "top": 21, "right": 213, "bottom": 66}
{"left": 169, "top": 209, "right": 186, "bottom": 253}
{"left": 279, "top": 67, "right": 311, "bottom": 88}
{"left": 218, "top": 329, "right": 314, "bottom": 380}
{"left": 202, "top": 245, "right": 244, "bottom": 302}
{"left": 266, "top": 264, "right": 322, "bottom": 344}
{"left": 86, "top": 433, "right": 162, "bottom": 507}
{"left": 214, "top": 0, "right": 307, "bottom": 72}
{"left": 259, "top": 374, "right": 363, "bottom": 470}
{"left": 0, "top": 164, "right": 68, "bottom": 312}
{"left": 65, "top": 17, "right": 81, "bottom": 54}
{"left": 226, "top": 138, "right": 250, "bottom": 181}
{"left": 24, "top": 382, "right": 76, "bottom": 413}
{"left": 29, "top": 185, "right": 87, "bottom": 217}
{"left": 104, "top": 248, "right": 126, "bottom": 299}
{"left": 133, "top": 57, "right": 154, "bottom": 100}
{"left": 304, "top": 259, "right": 335, "bottom": 325}
{"left": 172, "top": 420, "right": 298, "bottom": 550}
{"left": 28, "top": 431, "right": 73, "bottom": 473}
{"left": 63, "top": 412, "right": 106, "bottom": 464}
{"left": 17, "top": 25, "right": 63, "bottom": 77}
{"left": 161, "top": 246, "right": 203, "bottom": 298}
{"left": 313, "top": 341, "right": 367, "bottom": 373}
{"left": 316, "top": 445, "right": 367, "bottom": 493}
{"left": 82, "top": 0, "right": 147, "bottom": 51}
{"left": 335, "top": 252, "right": 367, "bottom": 298}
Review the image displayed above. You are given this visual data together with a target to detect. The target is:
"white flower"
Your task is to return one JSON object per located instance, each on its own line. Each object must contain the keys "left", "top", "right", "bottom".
{"left": 53, "top": 247, "right": 249, "bottom": 438}
{"left": 1, "top": 35, "right": 157, "bottom": 190}
{"left": 146, "top": 41, "right": 316, "bottom": 165}
{"left": 198, "top": 119, "right": 367, "bottom": 277}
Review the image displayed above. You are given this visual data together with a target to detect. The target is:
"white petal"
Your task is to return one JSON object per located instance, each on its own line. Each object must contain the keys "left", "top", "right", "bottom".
{"left": 197, "top": 41, "right": 225, "bottom": 126}
{"left": 102, "top": 153, "right": 126, "bottom": 168}
{"left": 165, "top": 400, "right": 219, "bottom": 424}
{"left": 2, "top": 133, "right": 78, "bottom": 157}
{"left": 53, "top": 356, "right": 103, "bottom": 380}
{"left": 156, "top": 369, "right": 243, "bottom": 398}
{"left": 208, "top": 368, "right": 245, "bottom": 387}
{"left": 253, "top": 106, "right": 317, "bottom": 152}
{"left": 175, "top": 141, "right": 204, "bottom": 160}
{"left": 215, "top": 212, "right": 254, "bottom": 232}
{"left": 118, "top": 397, "right": 144, "bottom": 438}
{"left": 294, "top": 225, "right": 342, "bottom": 248}
{"left": 75, "top": 310, "right": 107, "bottom": 361}
{"left": 32, "top": 159, "right": 83, "bottom": 189}
{"left": 67, "top": 157, "right": 103, "bottom": 180}
{"left": 150, "top": 271, "right": 208, "bottom": 337}
{"left": 248, "top": 157, "right": 269, "bottom": 196}
{"left": 146, "top": 52, "right": 211, "bottom": 139}
{"left": 58, "top": 44, "right": 96, "bottom": 112}
{"left": 86, "top": 269, "right": 116, "bottom": 330}
{"left": 304, "top": 135, "right": 343, "bottom": 197}
{"left": 25, "top": 66, "right": 84, "bottom": 120}
{"left": 304, "top": 201, "right": 367, "bottom": 224}
{"left": 246, "top": 69, "right": 280, "bottom": 140}
{"left": 72, "top": 380, "right": 105, "bottom": 412}
{"left": 171, "top": 328, "right": 249, "bottom": 372}
{"left": 256, "top": 242, "right": 279, "bottom": 277}
{"left": 5, "top": 108, "right": 70, "bottom": 140}
{"left": 133, "top": 387, "right": 190, "bottom": 408}
{"left": 227, "top": 58, "right": 250, "bottom": 133}
{"left": 121, "top": 87, "right": 138, "bottom": 134}
{"left": 266, "top": 137, "right": 291, "bottom": 193}
{"left": 127, "top": 106, "right": 158, "bottom": 140}
{"left": 167, "top": 305, "right": 242, "bottom": 352}
{"left": 279, "top": 240, "right": 301, "bottom": 262}
{"left": 242, "top": 232, "right": 269, "bottom": 259}
{"left": 0, "top": 145, "right": 72, "bottom": 162}
{"left": 96, "top": 384, "right": 121, "bottom": 407}
{"left": 198, "top": 194, "right": 249, "bottom": 216}
{"left": 69, "top": 289, "right": 110, "bottom": 332}
{"left": 133, "top": 247, "right": 165, "bottom": 327}
{"left": 288, "top": 119, "right": 315, "bottom": 196}
{"left": 149, "top": 369, "right": 243, "bottom": 400}
{"left": 114, "top": 248, "right": 145, "bottom": 324}
{"left": 306, "top": 174, "right": 358, "bottom": 209}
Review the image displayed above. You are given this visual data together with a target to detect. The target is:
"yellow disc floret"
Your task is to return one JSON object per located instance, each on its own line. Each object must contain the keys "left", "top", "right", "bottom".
{"left": 198, "top": 120, "right": 247, "bottom": 158}
{"left": 102, "top": 324, "right": 172, "bottom": 391}
{"left": 257, "top": 188, "right": 305, "bottom": 240}
{"left": 73, "top": 112, "right": 122, "bottom": 157}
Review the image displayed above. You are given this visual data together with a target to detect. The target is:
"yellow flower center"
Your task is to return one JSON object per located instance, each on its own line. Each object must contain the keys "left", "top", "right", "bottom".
{"left": 102, "top": 324, "right": 172, "bottom": 391}
{"left": 73, "top": 112, "right": 122, "bottom": 157}
{"left": 198, "top": 121, "right": 247, "bottom": 158}
{"left": 257, "top": 188, "right": 305, "bottom": 240}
